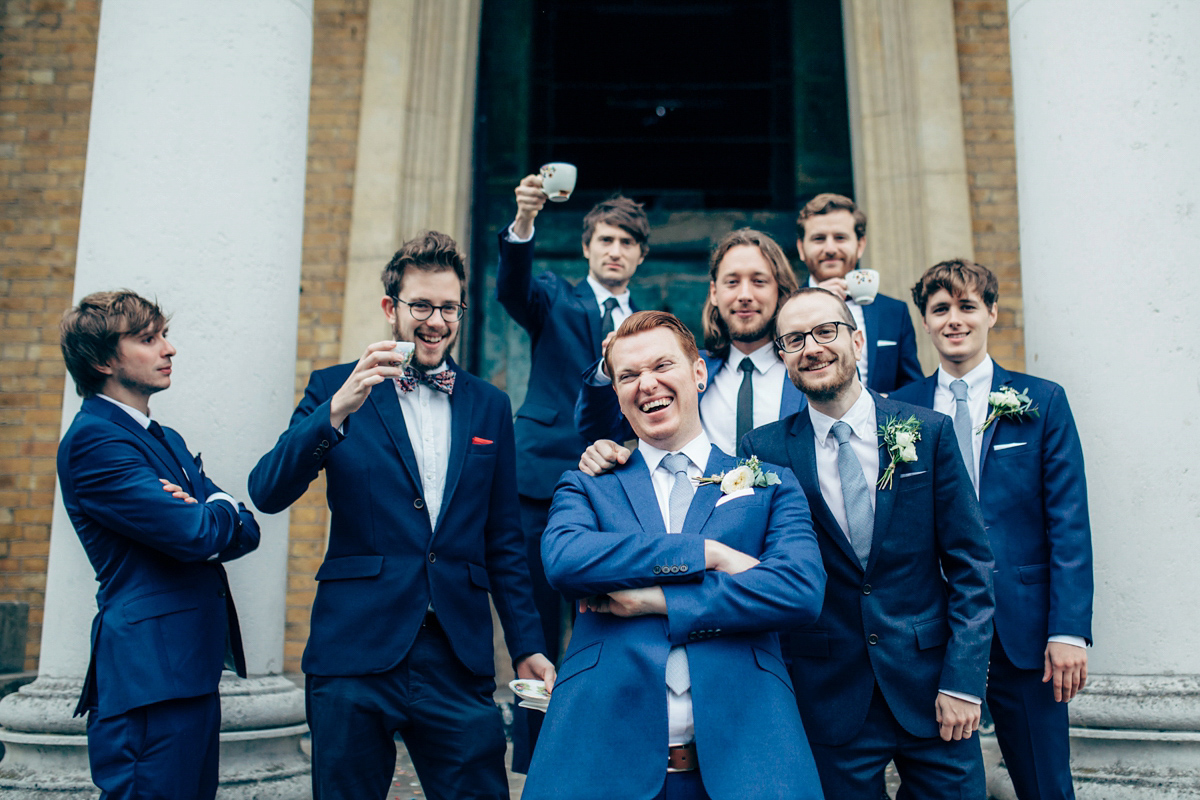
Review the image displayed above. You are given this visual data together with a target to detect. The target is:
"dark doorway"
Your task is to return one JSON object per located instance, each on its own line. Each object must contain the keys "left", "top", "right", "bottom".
{"left": 469, "top": 0, "right": 852, "bottom": 406}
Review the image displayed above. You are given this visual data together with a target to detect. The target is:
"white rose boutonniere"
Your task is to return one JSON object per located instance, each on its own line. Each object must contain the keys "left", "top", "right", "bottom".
{"left": 978, "top": 386, "right": 1039, "bottom": 433}
{"left": 877, "top": 415, "right": 922, "bottom": 491}
{"left": 696, "top": 455, "right": 781, "bottom": 495}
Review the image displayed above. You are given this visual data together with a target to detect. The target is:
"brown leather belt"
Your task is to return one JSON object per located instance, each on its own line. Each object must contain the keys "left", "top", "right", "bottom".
{"left": 667, "top": 742, "right": 697, "bottom": 773}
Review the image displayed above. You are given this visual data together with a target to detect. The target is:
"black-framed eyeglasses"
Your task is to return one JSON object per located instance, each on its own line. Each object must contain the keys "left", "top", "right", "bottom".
{"left": 393, "top": 298, "right": 467, "bottom": 322}
{"left": 774, "top": 321, "right": 855, "bottom": 353}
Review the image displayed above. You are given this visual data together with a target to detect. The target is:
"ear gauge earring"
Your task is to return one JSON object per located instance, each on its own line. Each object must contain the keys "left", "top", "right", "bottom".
{"left": 697, "top": 383, "right": 706, "bottom": 391}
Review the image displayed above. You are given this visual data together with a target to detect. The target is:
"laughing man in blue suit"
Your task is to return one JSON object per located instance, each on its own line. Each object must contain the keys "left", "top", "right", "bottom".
{"left": 57, "top": 290, "right": 260, "bottom": 800}
{"left": 250, "top": 232, "right": 553, "bottom": 800}
{"left": 575, "top": 229, "right": 806, "bottom": 469}
{"left": 890, "top": 259, "right": 1093, "bottom": 800}
{"left": 795, "top": 194, "right": 924, "bottom": 393}
{"left": 741, "top": 288, "right": 994, "bottom": 799}
{"left": 525, "top": 310, "right": 827, "bottom": 800}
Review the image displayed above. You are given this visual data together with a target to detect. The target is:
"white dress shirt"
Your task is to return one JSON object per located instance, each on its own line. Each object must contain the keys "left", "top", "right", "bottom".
{"left": 699, "top": 341, "right": 788, "bottom": 455}
{"left": 638, "top": 430, "right": 713, "bottom": 745}
{"left": 809, "top": 277, "right": 869, "bottom": 388}
{"left": 933, "top": 357, "right": 993, "bottom": 495}
{"left": 931, "top": 358, "right": 1087, "bottom": 651}
{"left": 394, "top": 367, "right": 452, "bottom": 531}
{"left": 807, "top": 388, "right": 879, "bottom": 541}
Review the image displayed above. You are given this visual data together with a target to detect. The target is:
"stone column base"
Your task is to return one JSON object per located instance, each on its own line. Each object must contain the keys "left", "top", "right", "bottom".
{"left": 0, "top": 675, "right": 311, "bottom": 799}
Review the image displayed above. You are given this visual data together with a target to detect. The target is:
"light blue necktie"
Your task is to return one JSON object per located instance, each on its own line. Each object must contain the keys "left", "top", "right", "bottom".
{"left": 661, "top": 452, "right": 693, "bottom": 694}
{"left": 830, "top": 421, "right": 873, "bottom": 568}
{"left": 950, "top": 379, "right": 977, "bottom": 489}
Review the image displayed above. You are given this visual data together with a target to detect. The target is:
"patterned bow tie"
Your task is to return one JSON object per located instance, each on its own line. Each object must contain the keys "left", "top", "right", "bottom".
{"left": 395, "top": 366, "right": 455, "bottom": 395}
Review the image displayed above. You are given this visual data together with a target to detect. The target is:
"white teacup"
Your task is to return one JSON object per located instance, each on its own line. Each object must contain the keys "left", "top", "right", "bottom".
{"left": 846, "top": 268, "right": 880, "bottom": 305}
{"left": 539, "top": 162, "right": 577, "bottom": 203}
{"left": 392, "top": 341, "right": 415, "bottom": 369}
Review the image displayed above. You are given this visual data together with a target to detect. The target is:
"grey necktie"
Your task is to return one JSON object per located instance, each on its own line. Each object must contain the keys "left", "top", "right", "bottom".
{"left": 950, "top": 379, "right": 976, "bottom": 488}
{"left": 600, "top": 297, "right": 619, "bottom": 338}
{"left": 661, "top": 452, "right": 693, "bottom": 694}
{"left": 830, "top": 421, "right": 873, "bottom": 568}
{"left": 735, "top": 357, "right": 755, "bottom": 448}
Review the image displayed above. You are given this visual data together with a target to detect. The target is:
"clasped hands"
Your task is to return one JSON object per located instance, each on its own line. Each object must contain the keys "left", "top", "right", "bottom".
{"left": 578, "top": 539, "right": 759, "bottom": 617}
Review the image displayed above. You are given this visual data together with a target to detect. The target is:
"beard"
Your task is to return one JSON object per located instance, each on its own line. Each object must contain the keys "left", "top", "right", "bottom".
{"left": 789, "top": 352, "right": 857, "bottom": 403}
{"left": 392, "top": 321, "right": 457, "bottom": 372}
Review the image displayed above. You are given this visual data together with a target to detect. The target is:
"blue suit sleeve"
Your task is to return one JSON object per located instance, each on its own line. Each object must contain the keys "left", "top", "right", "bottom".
{"left": 1039, "top": 386, "right": 1093, "bottom": 642}
{"left": 574, "top": 359, "right": 634, "bottom": 443}
{"left": 542, "top": 473, "right": 707, "bottom": 598}
{"left": 65, "top": 428, "right": 257, "bottom": 563}
{"left": 661, "top": 470, "right": 826, "bottom": 642}
{"left": 930, "top": 413, "right": 996, "bottom": 697}
{"left": 496, "top": 233, "right": 557, "bottom": 338}
{"left": 248, "top": 370, "right": 342, "bottom": 514}
{"left": 895, "top": 305, "right": 925, "bottom": 389}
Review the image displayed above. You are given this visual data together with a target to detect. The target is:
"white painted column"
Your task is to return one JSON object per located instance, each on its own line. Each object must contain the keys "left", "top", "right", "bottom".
{"left": 0, "top": 2, "right": 314, "bottom": 797}
{"left": 1009, "top": 2, "right": 1200, "bottom": 796}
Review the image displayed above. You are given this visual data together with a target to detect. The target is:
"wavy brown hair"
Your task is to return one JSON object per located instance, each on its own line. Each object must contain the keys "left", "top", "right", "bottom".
{"left": 60, "top": 290, "right": 170, "bottom": 398}
{"left": 701, "top": 229, "right": 800, "bottom": 360}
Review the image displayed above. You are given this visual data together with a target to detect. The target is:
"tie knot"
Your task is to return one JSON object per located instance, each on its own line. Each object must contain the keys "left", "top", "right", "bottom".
{"left": 662, "top": 452, "right": 691, "bottom": 476}
{"left": 602, "top": 297, "right": 619, "bottom": 313}
{"left": 830, "top": 420, "right": 854, "bottom": 446}
{"left": 950, "top": 379, "right": 969, "bottom": 401}
{"left": 739, "top": 356, "right": 755, "bottom": 374}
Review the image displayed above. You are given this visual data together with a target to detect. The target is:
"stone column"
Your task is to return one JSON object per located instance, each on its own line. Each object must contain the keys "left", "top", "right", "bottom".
{"left": 1009, "top": 2, "right": 1200, "bottom": 797}
{"left": 0, "top": 2, "right": 314, "bottom": 797}
{"left": 841, "top": 0, "right": 975, "bottom": 372}
{"left": 339, "top": 0, "right": 482, "bottom": 359}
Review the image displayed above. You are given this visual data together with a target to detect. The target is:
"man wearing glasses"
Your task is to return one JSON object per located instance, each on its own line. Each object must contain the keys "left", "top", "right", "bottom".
{"left": 251, "top": 231, "right": 554, "bottom": 800}
{"left": 740, "top": 287, "right": 995, "bottom": 799}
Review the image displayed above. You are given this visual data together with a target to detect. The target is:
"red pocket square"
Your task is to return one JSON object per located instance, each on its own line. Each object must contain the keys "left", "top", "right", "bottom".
{"left": 471, "top": 437, "right": 493, "bottom": 445}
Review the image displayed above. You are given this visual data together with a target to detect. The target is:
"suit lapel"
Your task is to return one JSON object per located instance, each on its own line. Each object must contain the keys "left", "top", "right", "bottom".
{"left": 435, "top": 363, "right": 473, "bottom": 533}
{"left": 84, "top": 397, "right": 191, "bottom": 490}
{"left": 980, "top": 363, "right": 1012, "bottom": 475}
{"left": 862, "top": 300, "right": 880, "bottom": 387}
{"left": 868, "top": 393, "right": 901, "bottom": 573}
{"left": 615, "top": 451, "right": 666, "bottom": 534}
{"left": 366, "top": 379, "right": 423, "bottom": 492}
{"left": 575, "top": 280, "right": 604, "bottom": 355}
{"left": 682, "top": 446, "right": 729, "bottom": 535}
{"left": 700, "top": 352, "right": 723, "bottom": 400}
{"left": 786, "top": 411, "right": 861, "bottom": 568}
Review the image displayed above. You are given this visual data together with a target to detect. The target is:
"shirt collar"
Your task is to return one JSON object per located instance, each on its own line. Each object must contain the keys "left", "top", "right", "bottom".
{"left": 807, "top": 386, "right": 876, "bottom": 446}
{"left": 96, "top": 393, "right": 152, "bottom": 429}
{"left": 639, "top": 430, "right": 712, "bottom": 475}
{"left": 937, "top": 355, "right": 993, "bottom": 397}
{"left": 728, "top": 340, "right": 781, "bottom": 374}
{"left": 586, "top": 274, "right": 631, "bottom": 312}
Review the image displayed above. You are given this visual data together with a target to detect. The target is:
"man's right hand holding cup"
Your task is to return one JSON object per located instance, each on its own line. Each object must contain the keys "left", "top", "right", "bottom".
{"left": 512, "top": 174, "right": 548, "bottom": 240}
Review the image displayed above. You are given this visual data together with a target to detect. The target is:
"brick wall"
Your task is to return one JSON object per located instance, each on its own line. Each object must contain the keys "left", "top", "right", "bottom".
{"left": 954, "top": 0, "right": 1024, "bottom": 366}
{"left": 0, "top": 0, "right": 99, "bottom": 671}
{"left": 282, "top": 0, "right": 367, "bottom": 673}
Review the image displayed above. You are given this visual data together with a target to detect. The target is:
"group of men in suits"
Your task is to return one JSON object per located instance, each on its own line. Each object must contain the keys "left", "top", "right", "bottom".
{"left": 55, "top": 179, "right": 1092, "bottom": 800}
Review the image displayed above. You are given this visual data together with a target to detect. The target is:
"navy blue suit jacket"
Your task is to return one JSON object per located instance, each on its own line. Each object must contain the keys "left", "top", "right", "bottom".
{"left": 497, "top": 232, "right": 638, "bottom": 499}
{"left": 861, "top": 292, "right": 924, "bottom": 393}
{"left": 249, "top": 359, "right": 545, "bottom": 678}
{"left": 525, "top": 448, "right": 826, "bottom": 800}
{"left": 574, "top": 351, "right": 808, "bottom": 446}
{"left": 890, "top": 364, "right": 1093, "bottom": 669}
{"left": 741, "top": 394, "right": 994, "bottom": 745}
{"left": 57, "top": 396, "right": 259, "bottom": 718}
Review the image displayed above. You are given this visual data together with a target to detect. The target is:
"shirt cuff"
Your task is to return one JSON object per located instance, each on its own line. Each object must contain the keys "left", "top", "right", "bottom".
{"left": 1048, "top": 635, "right": 1089, "bottom": 648}
{"left": 205, "top": 492, "right": 238, "bottom": 511}
{"left": 938, "top": 689, "right": 981, "bottom": 705}
{"left": 504, "top": 222, "right": 535, "bottom": 243}
{"left": 586, "top": 363, "right": 612, "bottom": 387}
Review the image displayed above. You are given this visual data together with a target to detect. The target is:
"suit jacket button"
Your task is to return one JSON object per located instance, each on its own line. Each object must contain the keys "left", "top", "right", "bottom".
{"left": 680, "top": 564, "right": 688, "bottom": 573}
{"left": 428, "top": 552, "right": 436, "bottom": 563}
{"left": 414, "top": 498, "right": 425, "bottom": 510}
{"left": 867, "top": 634, "right": 879, "bottom": 645}
{"left": 862, "top": 584, "right": 872, "bottom": 595}
{"left": 653, "top": 566, "right": 661, "bottom": 575}
{"left": 320, "top": 440, "right": 330, "bottom": 448}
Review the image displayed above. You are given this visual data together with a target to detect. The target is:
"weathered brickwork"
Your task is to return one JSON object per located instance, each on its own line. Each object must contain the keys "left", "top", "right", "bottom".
{"left": 954, "top": 0, "right": 1024, "bottom": 366}
{"left": 282, "top": 0, "right": 367, "bottom": 673}
{"left": 0, "top": 0, "right": 99, "bottom": 671}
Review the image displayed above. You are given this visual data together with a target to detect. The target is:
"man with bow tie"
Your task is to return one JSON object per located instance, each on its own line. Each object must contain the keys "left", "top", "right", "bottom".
{"left": 251, "top": 231, "right": 553, "bottom": 800}
{"left": 57, "top": 290, "right": 261, "bottom": 800}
